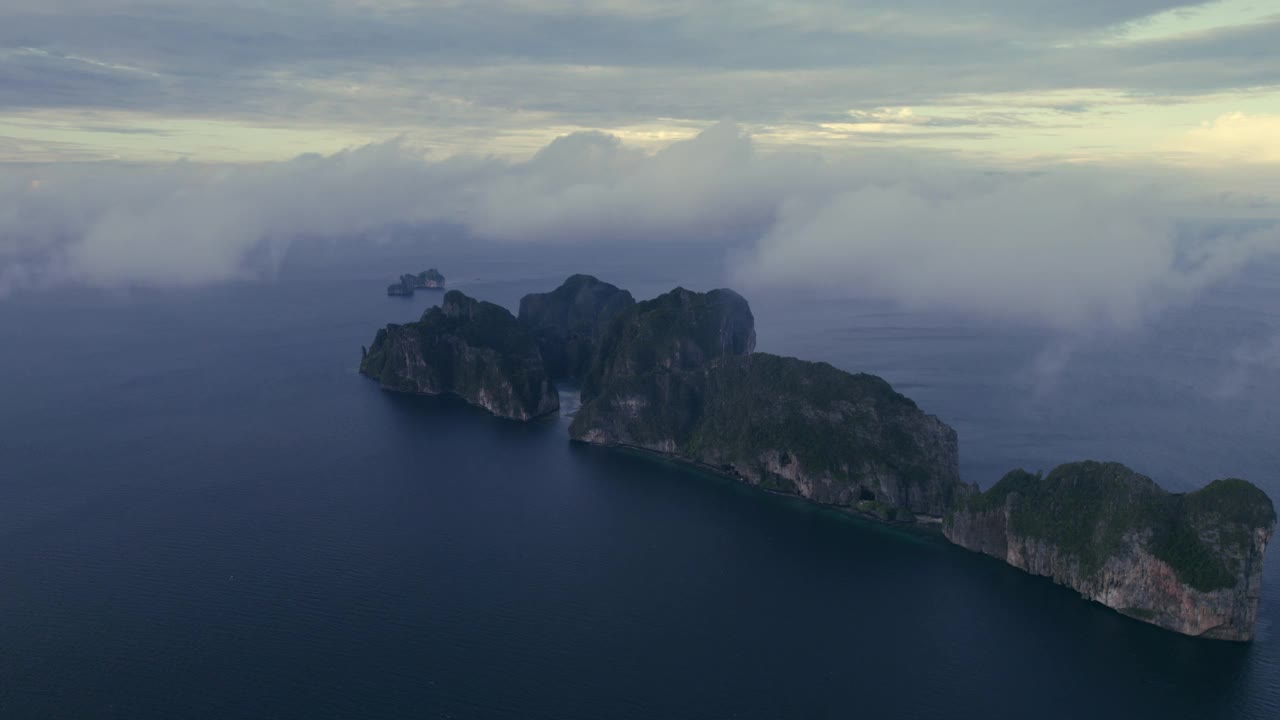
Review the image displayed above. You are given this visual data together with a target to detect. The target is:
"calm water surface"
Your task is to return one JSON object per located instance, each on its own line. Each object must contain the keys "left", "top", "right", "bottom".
{"left": 1, "top": 241, "right": 1277, "bottom": 719}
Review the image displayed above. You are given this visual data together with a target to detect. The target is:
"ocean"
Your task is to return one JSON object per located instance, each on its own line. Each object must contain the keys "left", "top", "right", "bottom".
{"left": 1, "top": 238, "right": 1277, "bottom": 719}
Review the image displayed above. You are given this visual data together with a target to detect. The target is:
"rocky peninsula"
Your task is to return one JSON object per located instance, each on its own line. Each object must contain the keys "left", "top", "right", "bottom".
{"left": 358, "top": 273, "right": 1276, "bottom": 640}
{"left": 360, "top": 289, "right": 558, "bottom": 420}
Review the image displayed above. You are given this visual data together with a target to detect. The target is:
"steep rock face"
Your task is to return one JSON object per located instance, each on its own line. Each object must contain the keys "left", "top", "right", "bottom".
{"left": 570, "top": 352, "right": 965, "bottom": 517}
{"left": 517, "top": 274, "right": 635, "bottom": 380}
{"left": 386, "top": 269, "right": 445, "bottom": 295}
{"left": 580, "top": 286, "right": 756, "bottom": 401}
{"left": 414, "top": 268, "right": 446, "bottom": 289}
{"left": 359, "top": 290, "right": 559, "bottom": 421}
{"left": 944, "top": 462, "right": 1276, "bottom": 640}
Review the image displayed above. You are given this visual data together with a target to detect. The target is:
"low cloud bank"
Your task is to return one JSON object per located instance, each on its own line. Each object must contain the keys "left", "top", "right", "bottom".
{"left": 1, "top": 122, "right": 1277, "bottom": 332}
{"left": 733, "top": 175, "right": 1279, "bottom": 330}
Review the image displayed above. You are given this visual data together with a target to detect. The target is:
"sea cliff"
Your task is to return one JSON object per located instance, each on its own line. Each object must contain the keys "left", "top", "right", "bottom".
{"left": 570, "top": 287, "right": 964, "bottom": 518}
{"left": 944, "top": 462, "right": 1276, "bottom": 640}
{"left": 360, "top": 290, "right": 559, "bottom": 420}
{"left": 572, "top": 352, "right": 964, "bottom": 517}
{"left": 580, "top": 286, "right": 757, "bottom": 400}
{"left": 386, "top": 268, "right": 447, "bottom": 296}
{"left": 518, "top": 274, "right": 635, "bottom": 380}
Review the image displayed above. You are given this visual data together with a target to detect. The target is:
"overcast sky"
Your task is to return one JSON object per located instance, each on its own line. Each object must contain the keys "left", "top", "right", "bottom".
{"left": 1, "top": 0, "right": 1278, "bottom": 334}
{"left": 2, "top": 0, "right": 1278, "bottom": 163}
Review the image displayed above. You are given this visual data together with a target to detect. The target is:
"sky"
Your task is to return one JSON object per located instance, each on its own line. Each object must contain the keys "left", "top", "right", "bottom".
{"left": 1, "top": 0, "right": 1279, "bottom": 332}
{"left": 2, "top": 0, "right": 1279, "bottom": 163}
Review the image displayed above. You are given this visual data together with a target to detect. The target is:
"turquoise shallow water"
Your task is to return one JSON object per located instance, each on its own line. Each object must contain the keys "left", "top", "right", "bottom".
{"left": 1, "top": 241, "right": 1277, "bottom": 719}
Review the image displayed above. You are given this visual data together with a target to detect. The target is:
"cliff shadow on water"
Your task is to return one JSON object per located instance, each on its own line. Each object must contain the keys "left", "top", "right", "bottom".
{"left": 566, "top": 441, "right": 942, "bottom": 548}
{"left": 377, "top": 388, "right": 564, "bottom": 438}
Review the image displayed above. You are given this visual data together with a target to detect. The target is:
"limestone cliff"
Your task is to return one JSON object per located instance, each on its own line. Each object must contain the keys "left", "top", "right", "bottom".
{"left": 580, "top": 286, "right": 756, "bottom": 402}
{"left": 414, "top": 268, "right": 446, "bottom": 289}
{"left": 386, "top": 269, "right": 446, "bottom": 296}
{"left": 571, "top": 352, "right": 963, "bottom": 517}
{"left": 569, "top": 286, "right": 963, "bottom": 518}
{"left": 944, "top": 462, "right": 1276, "bottom": 641}
{"left": 517, "top": 274, "right": 635, "bottom": 380}
{"left": 360, "top": 290, "right": 559, "bottom": 421}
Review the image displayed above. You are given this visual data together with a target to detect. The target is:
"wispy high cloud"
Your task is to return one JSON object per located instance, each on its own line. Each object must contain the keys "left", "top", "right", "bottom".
{"left": 2, "top": 1, "right": 1278, "bottom": 160}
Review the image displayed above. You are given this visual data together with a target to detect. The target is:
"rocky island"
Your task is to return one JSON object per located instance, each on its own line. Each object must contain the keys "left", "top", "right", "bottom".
{"left": 360, "top": 289, "right": 558, "bottom": 420}
{"left": 386, "top": 268, "right": 447, "bottom": 296}
{"left": 358, "top": 273, "right": 1276, "bottom": 640}
{"left": 945, "top": 461, "right": 1276, "bottom": 640}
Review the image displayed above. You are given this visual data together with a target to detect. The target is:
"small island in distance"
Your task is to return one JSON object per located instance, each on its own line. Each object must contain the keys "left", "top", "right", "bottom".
{"left": 387, "top": 268, "right": 447, "bottom": 296}
{"left": 359, "top": 274, "right": 1276, "bottom": 641}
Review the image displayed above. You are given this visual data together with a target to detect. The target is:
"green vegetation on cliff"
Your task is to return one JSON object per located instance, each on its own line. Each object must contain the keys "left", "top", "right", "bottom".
{"left": 687, "top": 354, "right": 950, "bottom": 496}
{"left": 1153, "top": 479, "right": 1277, "bottom": 591}
{"left": 953, "top": 462, "right": 1276, "bottom": 591}
{"left": 360, "top": 290, "right": 558, "bottom": 420}
{"left": 517, "top": 274, "right": 635, "bottom": 380}
{"left": 572, "top": 349, "right": 963, "bottom": 516}
{"left": 580, "top": 287, "right": 755, "bottom": 400}
{"left": 570, "top": 286, "right": 961, "bottom": 517}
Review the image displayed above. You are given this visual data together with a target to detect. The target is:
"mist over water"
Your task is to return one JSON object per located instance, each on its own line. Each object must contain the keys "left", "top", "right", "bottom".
{"left": 1, "top": 238, "right": 1278, "bottom": 719}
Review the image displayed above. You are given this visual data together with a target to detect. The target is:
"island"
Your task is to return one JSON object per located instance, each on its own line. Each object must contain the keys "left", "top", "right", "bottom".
{"left": 416, "top": 268, "right": 446, "bottom": 289}
{"left": 360, "top": 290, "right": 558, "bottom": 420}
{"left": 945, "top": 462, "right": 1276, "bottom": 641}
{"left": 386, "top": 268, "right": 447, "bottom": 296}
{"left": 358, "top": 274, "right": 1276, "bottom": 640}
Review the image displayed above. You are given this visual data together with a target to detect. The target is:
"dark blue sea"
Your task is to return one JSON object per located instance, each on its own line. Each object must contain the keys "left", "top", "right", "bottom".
{"left": 2, "top": 239, "right": 1278, "bottom": 719}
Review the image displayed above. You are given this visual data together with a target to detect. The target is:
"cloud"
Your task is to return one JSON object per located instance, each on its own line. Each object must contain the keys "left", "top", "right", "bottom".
{"left": 1176, "top": 112, "right": 1280, "bottom": 164}
{"left": 1215, "top": 333, "right": 1280, "bottom": 398}
{"left": 464, "top": 123, "right": 811, "bottom": 242}
{"left": 0, "top": 140, "right": 505, "bottom": 291}
{"left": 3, "top": 123, "right": 1278, "bottom": 335}
{"left": 732, "top": 170, "right": 1280, "bottom": 331}
{"left": 1, "top": 0, "right": 1276, "bottom": 145}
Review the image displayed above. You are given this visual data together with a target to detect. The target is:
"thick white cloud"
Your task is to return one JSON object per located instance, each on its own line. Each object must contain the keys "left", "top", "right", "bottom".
{"left": 2, "top": 123, "right": 1277, "bottom": 333}
{"left": 732, "top": 175, "right": 1280, "bottom": 330}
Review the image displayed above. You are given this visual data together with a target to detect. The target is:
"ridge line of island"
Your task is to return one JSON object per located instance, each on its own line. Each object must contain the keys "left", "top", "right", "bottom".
{"left": 358, "top": 272, "right": 1276, "bottom": 642}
